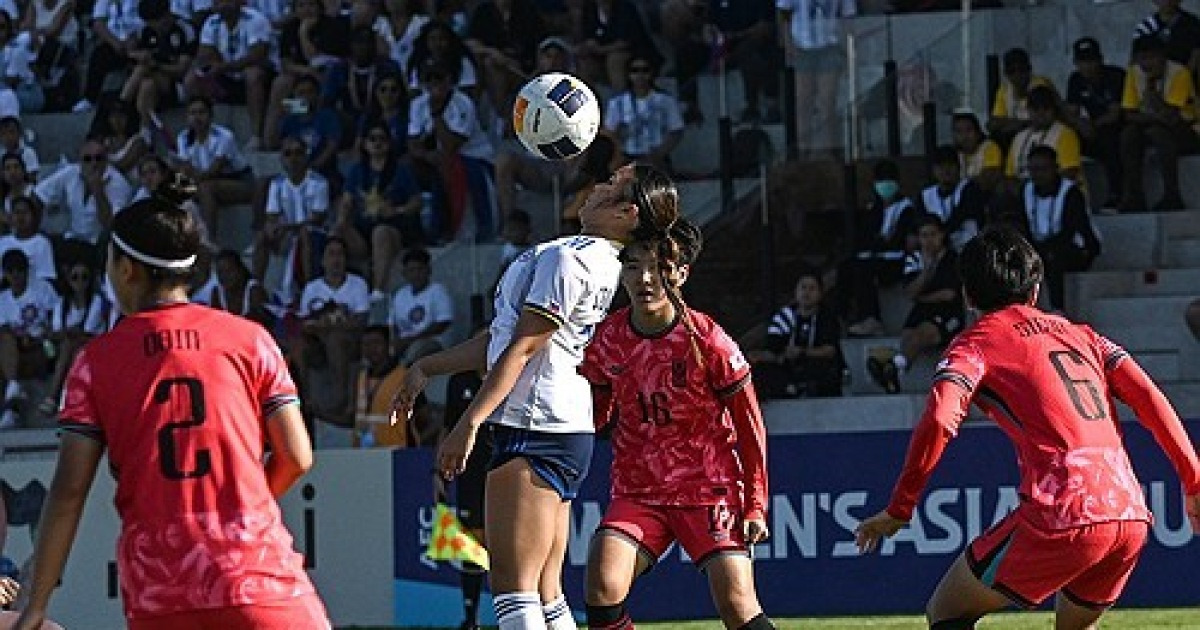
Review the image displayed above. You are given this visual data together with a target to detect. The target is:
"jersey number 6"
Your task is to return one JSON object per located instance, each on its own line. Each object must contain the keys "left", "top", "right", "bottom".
{"left": 155, "top": 377, "right": 211, "bottom": 480}
{"left": 1048, "top": 350, "right": 1108, "bottom": 422}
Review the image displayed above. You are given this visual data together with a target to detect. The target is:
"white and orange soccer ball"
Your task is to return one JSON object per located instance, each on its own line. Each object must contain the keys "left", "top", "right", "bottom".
{"left": 512, "top": 73, "right": 600, "bottom": 161}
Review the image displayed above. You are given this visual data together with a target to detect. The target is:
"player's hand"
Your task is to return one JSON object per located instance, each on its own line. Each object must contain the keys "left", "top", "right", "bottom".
{"left": 0, "top": 576, "right": 18, "bottom": 606}
{"left": 1186, "top": 493, "right": 1200, "bottom": 536}
{"left": 743, "top": 517, "right": 769, "bottom": 546}
{"left": 855, "top": 510, "right": 908, "bottom": 554}
{"left": 389, "top": 361, "right": 429, "bottom": 426}
{"left": 437, "top": 422, "right": 477, "bottom": 479}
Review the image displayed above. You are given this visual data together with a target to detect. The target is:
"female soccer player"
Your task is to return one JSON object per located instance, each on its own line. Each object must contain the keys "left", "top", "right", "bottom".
{"left": 390, "top": 163, "right": 679, "bottom": 630}
{"left": 578, "top": 221, "right": 774, "bottom": 630}
{"left": 11, "top": 194, "right": 329, "bottom": 630}
{"left": 856, "top": 227, "right": 1200, "bottom": 630}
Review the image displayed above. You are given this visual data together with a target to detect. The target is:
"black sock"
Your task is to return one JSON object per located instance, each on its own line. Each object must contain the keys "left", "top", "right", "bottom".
{"left": 461, "top": 563, "right": 485, "bottom": 625}
{"left": 586, "top": 602, "right": 633, "bottom": 629}
{"left": 737, "top": 612, "right": 775, "bottom": 630}
{"left": 930, "top": 616, "right": 979, "bottom": 630}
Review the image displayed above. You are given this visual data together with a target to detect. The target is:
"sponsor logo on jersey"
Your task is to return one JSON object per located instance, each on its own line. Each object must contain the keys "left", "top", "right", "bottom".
{"left": 730, "top": 351, "right": 747, "bottom": 372}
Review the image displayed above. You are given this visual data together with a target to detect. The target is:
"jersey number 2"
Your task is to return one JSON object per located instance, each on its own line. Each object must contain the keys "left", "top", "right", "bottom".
{"left": 1048, "top": 350, "right": 1108, "bottom": 421}
{"left": 155, "top": 377, "right": 211, "bottom": 480}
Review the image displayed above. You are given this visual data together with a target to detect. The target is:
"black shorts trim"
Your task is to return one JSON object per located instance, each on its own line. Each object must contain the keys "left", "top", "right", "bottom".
{"left": 991, "top": 581, "right": 1037, "bottom": 610}
{"left": 594, "top": 525, "right": 659, "bottom": 576}
{"left": 58, "top": 421, "right": 105, "bottom": 445}
{"left": 694, "top": 548, "right": 749, "bottom": 574}
{"left": 1061, "top": 588, "right": 1114, "bottom": 611}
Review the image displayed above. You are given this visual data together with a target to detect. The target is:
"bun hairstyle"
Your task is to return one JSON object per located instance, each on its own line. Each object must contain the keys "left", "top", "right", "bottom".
{"left": 626, "top": 163, "right": 679, "bottom": 243}
{"left": 110, "top": 189, "right": 204, "bottom": 282}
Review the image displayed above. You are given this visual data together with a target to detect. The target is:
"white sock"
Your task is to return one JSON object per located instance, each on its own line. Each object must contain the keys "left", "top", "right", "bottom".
{"left": 496, "top": 592, "right": 547, "bottom": 630}
{"left": 542, "top": 596, "right": 576, "bottom": 630}
{"left": 892, "top": 353, "right": 909, "bottom": 372}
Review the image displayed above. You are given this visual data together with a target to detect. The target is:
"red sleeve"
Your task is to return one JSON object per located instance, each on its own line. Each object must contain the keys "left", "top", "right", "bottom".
{"left": 58, "top": 345, "right": 105, "bottom": 445}
{"left": 726, "top": 381, "right": 768, "bottom": 521}
{"left": 886, "top": 339, "right": 984, "bottom": 520}
{"left": 1109, "top": 356, "right": 1200, "bottom": 495}
{"left": 253, "top": 328, "right": 300, "bottom": 419}
{"left": 705, "top": 318, "right": 751, "bottom": 396}
{"left": 591, "top": 383, "right": 614, "bottom": 431}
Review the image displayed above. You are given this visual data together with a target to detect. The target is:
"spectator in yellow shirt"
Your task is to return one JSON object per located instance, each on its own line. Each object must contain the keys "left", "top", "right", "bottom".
{"left": 1120, "top": 34, "right": 1200, "bottom": 212}
{"left": 1006, "top": 86, "right": 1083, "bottom": 188}
{"left": 952, "top": 111, "right": 1003, "bottom": 194}
{"left": 988, "top": 48, "right": 1057, "bottom": 146}
{"left": 336, "top": 325, "right": 437, "bottom": 448}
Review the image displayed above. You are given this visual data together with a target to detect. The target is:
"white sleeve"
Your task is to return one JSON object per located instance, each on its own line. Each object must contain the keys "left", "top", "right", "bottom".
{"left": 83, "top": 294, "right": 108, "bottom": 335}
{"left": 106, "top": 171, "right": 133, "bottom": 212}
{"left": 603, "top": 96, "right": 621, "bottom": 131}
{"left": 431, "top": 284, "right": 453, "bottom": 324}
{"left": 297, "top": 282, "right": 318, "bottom": 317}
{"left": 34, "top": 238, "right": 56, "bottom": 280}
{"left": 265, "top": 178, "right": 282, "bottom": 215}
{"left": 347, "top": 277, "right": 371, "bottom": 314}
{"left": 34, "top": 166, "right": 68, "bottom": 207}
{"left": 407, "top": 99, "right": 427, "bottom": 138}
{"left": 21, "top": 146, "right": 39, "bottom": 176}
{"left": 523, "top": 246, "right": 583, "bottom": 327}
{"left": 50, "top": 299, "right": 66, "bottom": 333}
{"left": 311, "top": 177, "right": 329, "bottom": 215}
{"left": 92, "top": 0, "right": 111, "bottom": 21}
{"left": 246, "top": 12, "right": 271, "bottom": 46}
{"left": 175, "top": 131, "right": 189, "bottom": 159}
{"left": 459, "top": 58, "right": 477, "bottom": 87}
{"left": 442, "top": 93, "right": 475, "bottom": 140}
{"left": 663, "top": 95, "right": 684, "bottom": 133}
{"left": 199, "top": 16, "right": 218, "bottom": 47}
{"left": 216, "top": 128, "right": 241, "bottom": 162}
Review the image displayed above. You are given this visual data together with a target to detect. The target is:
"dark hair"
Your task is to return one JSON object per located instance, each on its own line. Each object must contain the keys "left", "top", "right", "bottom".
{"left": 0, "top": 152, "right": 29, "bottom": 198}
{"left": 407, "top": 20, "right": 472, "bottom": 84}
{"left": 930, "top": 144, "right": 959, "bottom": 167}
{"left": 1002, "top": 47, "right": 1031, "bottom": 72}
{"left": 667, "top": 218, "right": 702, "bottom": 266}
{"left": 505, "top": 209, "right": 531, "bottom": 228}
{"left": 915, "top": 212, "right": 946, "bottom": 232}
{"left": 1027, "top": 85, "right": 1058, "bottom": 113}
{"left": 1, "top": 248, "right": 27, "bottom": 271}
{"left": 952, "top": 111, "right": 985, "bottom": 136}
{"left": 356, "top": 122, "right": 400, "bottom": 191}
{"left": 1133, "top": 34, "right": 1166, "bottom": 56}
{"left": 324, "top": 235, "right": 349, "bottom": 255}
{"left": 626, "top": 163, "right": 680, "bottom": 243}
{"left": 958, "top": 226, "right": 1044, "bottom": 312}
{"left": 186, "top": 94, "right": 214, "bottom": 113}
{"left": 873, "top": 159, "right": 899, "bottom": 180}
{"left": 795, "top": 269, "right": 823, "bottom": 290}
{"left": 110, "top": 196, "right": 204, "bottom": 283}
{"left": 402, "top": 248, "right": 431, "bottom": 266}
{"left": 138, "top": 0, "right": 170, "bottom": 21}
{"left": 1027, "top": 144, "right": 1058, "bottom": 165}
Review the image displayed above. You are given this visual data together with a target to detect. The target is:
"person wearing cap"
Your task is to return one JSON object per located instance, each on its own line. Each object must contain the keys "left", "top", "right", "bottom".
{"left": 1133, "top": 0, "right": 1200, "bottom": 77}
{"left": 1120, "top": 34, "right": 1200, "bottom": 212}
{"left": 1065, "top": 36, "right": 1125, "bottom": 210}
{"left": 988, "top": 48, "right": 1058, "bottom": 147}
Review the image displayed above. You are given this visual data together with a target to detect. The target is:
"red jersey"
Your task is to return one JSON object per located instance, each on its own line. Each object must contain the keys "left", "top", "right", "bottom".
{"left": 59, "top": 303, "right": 314, "bottom": 619}
{"left": 580, "top": 308, "right": 768, "bottom": 520}
{"left": 889, "top": 304, "right": 1200, "bottom": 531}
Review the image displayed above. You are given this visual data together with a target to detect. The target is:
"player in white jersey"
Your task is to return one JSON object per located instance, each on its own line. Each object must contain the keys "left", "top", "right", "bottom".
{"left": 391, "top": 163, "right": 679, "bottom": 630}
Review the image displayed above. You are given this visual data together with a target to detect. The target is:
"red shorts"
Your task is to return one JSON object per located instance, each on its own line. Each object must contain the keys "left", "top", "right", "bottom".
{"left": 597, "top": 497, "right": 746, "bottom": 571}
{"left": 127, "top": 593, "right": 330, "bottom": 630}
{"left": 966, "top": 512, "right": 1148, "bottom": 609}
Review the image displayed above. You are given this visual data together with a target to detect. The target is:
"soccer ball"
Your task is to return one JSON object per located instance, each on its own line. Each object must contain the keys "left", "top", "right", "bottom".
{"left": 513, "top": 73, "right": 600, "bottom": 160}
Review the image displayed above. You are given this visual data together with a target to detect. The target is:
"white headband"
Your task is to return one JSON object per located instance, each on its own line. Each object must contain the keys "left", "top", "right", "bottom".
{"left": 111, "top": 232, "right": 197, "bottom": 270}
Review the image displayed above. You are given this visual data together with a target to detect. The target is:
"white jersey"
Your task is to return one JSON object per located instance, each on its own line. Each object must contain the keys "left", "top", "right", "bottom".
{"left": 489, "top": 235, "right": 622, "bottom": 433}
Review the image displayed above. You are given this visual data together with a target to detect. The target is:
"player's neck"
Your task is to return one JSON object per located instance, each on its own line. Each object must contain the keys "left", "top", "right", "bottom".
{"left": 630, "top": 303, "right": 676, "bottom": 335}
{"left": 137, "top": 287, "right": 190, "bottom": 311}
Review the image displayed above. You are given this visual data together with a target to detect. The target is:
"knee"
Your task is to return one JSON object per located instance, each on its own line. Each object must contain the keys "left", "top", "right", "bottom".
{"left": 585, "top": 570, "right": 629, "bottom": 606}
{"left": 712, "top": 581, "right": 760, "bottom": 626}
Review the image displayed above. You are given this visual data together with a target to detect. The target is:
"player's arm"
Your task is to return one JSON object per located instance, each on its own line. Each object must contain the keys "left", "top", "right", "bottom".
{"left": 856, "top": 375, "right": 973, "bottom": 553}
{"left": 264, "top": 403, "right": 314, "bottom": 498}
{"left": 391, "top": 330, "right": 491, "bottom": 425}
{"left": 726, "top": 379, "right": 770, "bottom": 544}
{"left": 1108, "top": 355, "right": 1200, "bottom": 531}
{"left": 437, "top": 310, "right": 556, "bottom": 476}
{"left": 14, "top": 433, "right": 103, "bottom": 627}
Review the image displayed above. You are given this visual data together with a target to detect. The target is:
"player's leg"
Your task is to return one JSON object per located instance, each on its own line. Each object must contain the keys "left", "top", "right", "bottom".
{"left": 704, "top": 554, "right": 773, "bottom": 630}
{"left": 458, "top": 440, "right": 491, "bottom": 630}
{"left": 539, "top": 499, "right": 575, "bottom": 630}
{"left": 485, "top": 458, "right": 562, "bottom": 630}
{"left": 1052, "top": 594, "right": 1103, "bottom": 630}
{"left": 925, "top": 553, "right": 1010, "bottom": 628}
{"left": 585, "top": 499, "right": 667, "bottom": 630}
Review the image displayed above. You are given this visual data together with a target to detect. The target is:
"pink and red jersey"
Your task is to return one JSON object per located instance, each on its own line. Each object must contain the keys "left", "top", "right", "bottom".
{"left": 580, "top": 308, "right": 768, "bottom": 520}
{"left": 889, "top": 304, "right": 1200, "bottom": 531}
{"left": 59, "top": 303, "right": 314, "bottom": 619}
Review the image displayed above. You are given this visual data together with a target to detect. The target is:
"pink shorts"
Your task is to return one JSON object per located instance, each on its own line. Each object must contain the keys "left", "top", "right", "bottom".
{"left": 598, "top": 497, "right": 746, "bottom": 571}
{"left": 967, "top": 512, "right": 1148, "bottom": 609}
{"left": 127, "top": 593, "right": 330, "bottom": 630}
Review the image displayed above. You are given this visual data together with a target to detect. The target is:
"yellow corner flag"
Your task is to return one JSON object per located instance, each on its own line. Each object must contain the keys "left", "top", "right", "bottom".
{"left": 427, "top": 503, "right": 490, "bottom": 570}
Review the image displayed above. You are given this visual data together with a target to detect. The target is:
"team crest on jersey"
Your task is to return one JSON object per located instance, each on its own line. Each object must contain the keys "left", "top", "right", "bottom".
{"left": 671, "top": 360, "right": 687, "bottom": 387}
{"left": 730, "top": 351, "right": 747, "bottom": 372}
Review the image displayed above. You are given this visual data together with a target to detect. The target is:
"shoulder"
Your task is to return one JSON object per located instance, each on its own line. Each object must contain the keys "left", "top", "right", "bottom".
{"left": 200, "top": 13, "right": 221, "bottom": 31}
{"left": 345, "top": 273, "right": 370, "bottom": 291}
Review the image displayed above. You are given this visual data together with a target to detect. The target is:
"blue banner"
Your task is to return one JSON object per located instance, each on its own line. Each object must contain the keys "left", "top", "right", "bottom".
{"left": 392, "top": 421, "right": 1200, "bottom": 624}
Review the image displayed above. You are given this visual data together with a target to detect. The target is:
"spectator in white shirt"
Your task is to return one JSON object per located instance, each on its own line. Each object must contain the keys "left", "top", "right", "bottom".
{"left": 74, "top": 0, "right": 143, "bottom": 112}
{"left": 0, "top": 15, "right": 43, "bottom": 112}
{"left": 252, "top": 135, "right": 329, "bottom": 300}
{"left": 172, "top": 95, "right": 253, "bottom": 245}
{"left": 40, "top": 260, "right": 108, "bottom": 416}
{"left": 0, "top": 152, "right": 33, "bottom": 219}
{"left": 34, "top": 138, "right": 133, "bottom": 254}
{"left": 0, "top": 195, "right": 55, "bottom": 282}
{"left": 778, "top": 0, "right": 855, "bottom": 155}
{"left": 388, "top": 247, "right": 452, "bottom": 365}
{"left": 603, "top": 56, "right": 684, "bottom": 175}
{"left": 0, "top": 116, "right": 38, "bottom": 179}
{"left": 0, "top": 249, "right": 59, "bottom": 428}
{"left": 293, "top": 237, "right": 371, "bottom": 418}
{"left": 184, "top": 0, "right": 271, "bottom": 148}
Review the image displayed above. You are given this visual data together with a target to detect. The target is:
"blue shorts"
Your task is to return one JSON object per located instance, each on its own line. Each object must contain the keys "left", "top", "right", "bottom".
{"left": 489, "top": 425, "right": 594, "bottom": 500}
